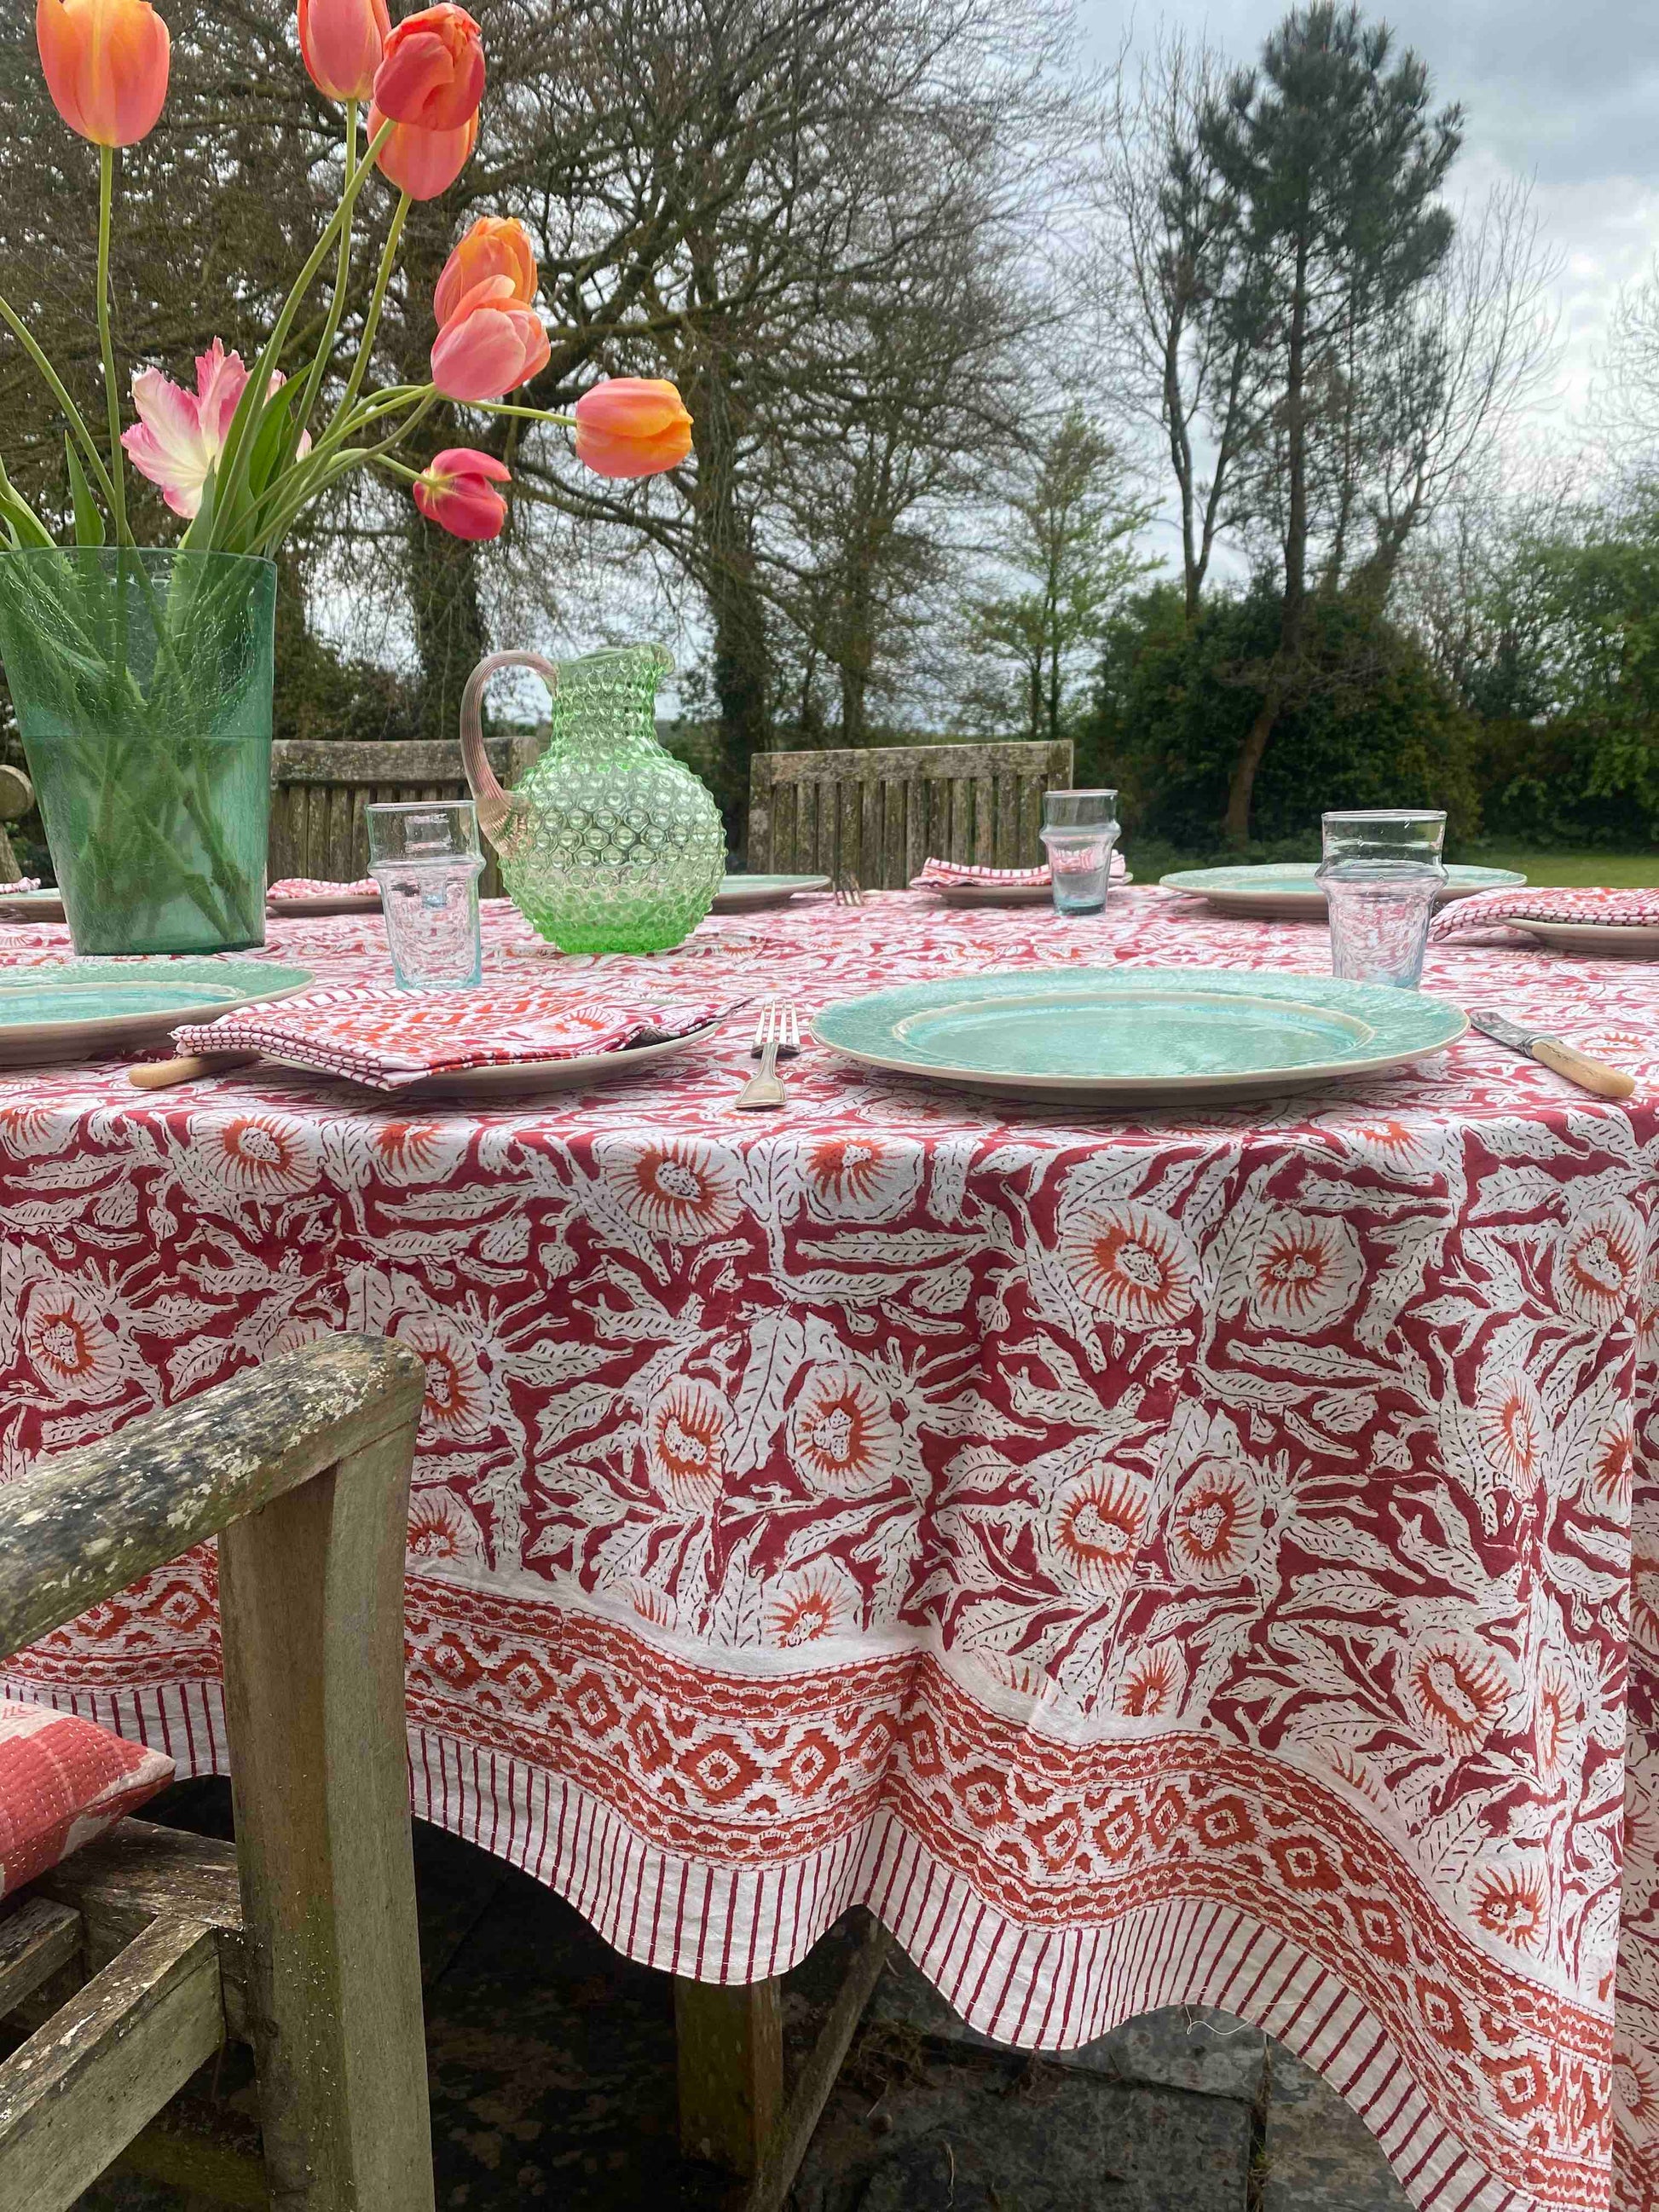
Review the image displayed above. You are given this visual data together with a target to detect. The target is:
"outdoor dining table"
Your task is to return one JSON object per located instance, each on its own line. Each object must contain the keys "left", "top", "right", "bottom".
{"left": 0, "top": 883, "right": 1654, "bottom": 2212}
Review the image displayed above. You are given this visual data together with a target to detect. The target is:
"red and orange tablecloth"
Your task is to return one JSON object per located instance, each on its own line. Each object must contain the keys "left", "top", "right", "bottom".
{"left": 2, "top": 887, "right": 1654, "bottom": 2212}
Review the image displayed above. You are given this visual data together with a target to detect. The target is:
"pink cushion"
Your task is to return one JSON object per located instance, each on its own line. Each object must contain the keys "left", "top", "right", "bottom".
{"left": 0, "top": 1700, "right": 174, "bottom": 1902}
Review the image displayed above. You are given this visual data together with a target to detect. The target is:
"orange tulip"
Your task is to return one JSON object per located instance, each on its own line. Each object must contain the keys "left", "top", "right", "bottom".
{"left": 572, "top": 378, "right": 693, "bottom": 480}
{"left": 434, "top": 217, "right": 536, "bottom": 331}
{"left": 431, "top": 276, "right": 549, "bottom": 402}
{"left": 369, "top": 101, "right": 477, "bottom": 200}
{"left": 37, "top": 0, "right": 171, "bottom": 147}
{"left": 298, "top": 0, "right": 389, "bottom": 103}
{"left": 413, "top": 448, "right": 510, "bottom": 540}
{"left": 372, "top": 3, "right": 483, "bottom": 132}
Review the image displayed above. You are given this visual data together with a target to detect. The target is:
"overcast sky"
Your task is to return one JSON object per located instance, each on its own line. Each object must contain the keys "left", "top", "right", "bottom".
{"left": 1079, "top": 0, "right": 1659, "bottom": 427}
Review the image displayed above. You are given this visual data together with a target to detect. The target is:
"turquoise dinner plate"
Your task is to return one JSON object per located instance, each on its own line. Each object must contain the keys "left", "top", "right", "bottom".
{"left": 0, "top": 959, "right": 314, "bottom": 1067}
{"left": 812, "top": 967, "right": 1467, "bottom": 1103}
{"left": 1160, "top": 861, "right": 1524, "bottom": 918}
{"left": 711, "top": 873, "right": 832, "bottom": 913}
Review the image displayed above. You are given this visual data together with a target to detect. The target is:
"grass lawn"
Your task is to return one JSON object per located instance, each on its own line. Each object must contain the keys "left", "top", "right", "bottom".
{"left": 1130, "top": 837, "right": 1659, "bottom": 889}
{"left": 1449, "top": 847, "right": 1659, "bottom": 887}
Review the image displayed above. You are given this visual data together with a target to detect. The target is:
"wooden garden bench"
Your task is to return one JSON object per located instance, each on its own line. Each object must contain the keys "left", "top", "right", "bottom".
{"left": 269, "top": 735, "right": 542, "bottom": 895}
{"left": 746, "top": 737, "right": 1073, "bottom": 888}
{"left": 0, "top": 764, "right": 34, "bottom": 884}
{"left": 0, "top": 1334, "right": 432, "bottom": 2212}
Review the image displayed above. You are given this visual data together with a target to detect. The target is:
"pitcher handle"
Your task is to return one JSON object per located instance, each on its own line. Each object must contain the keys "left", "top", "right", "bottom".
{"left": 460, "top": 650, "right": 559, "bottom": 847}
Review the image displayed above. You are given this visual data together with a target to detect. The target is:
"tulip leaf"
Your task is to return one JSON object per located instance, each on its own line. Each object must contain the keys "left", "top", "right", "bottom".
{"left": 180, "top": 466, "right": 218, "bottom": 554}
{"left": 0, "top": 458, "right": 55, "bottom": 551}
{"left": 246, "top": 375, "right": 309, "bottom": 505}
{"left": 65, "top": 437, "right": 105, "bottom": 548}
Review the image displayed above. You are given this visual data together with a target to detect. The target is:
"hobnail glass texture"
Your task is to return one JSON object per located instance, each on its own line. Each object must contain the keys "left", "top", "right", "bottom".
{"left": 496, "top": 645, "right": 724, "bottom": 955}
{"left": 0, "top": 548, "right": 275, "bottom": 955}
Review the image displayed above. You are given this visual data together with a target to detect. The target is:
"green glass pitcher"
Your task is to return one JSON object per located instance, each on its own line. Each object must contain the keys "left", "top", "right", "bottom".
{"left": 460, "top": 644, "right": 725, "bottom": 955}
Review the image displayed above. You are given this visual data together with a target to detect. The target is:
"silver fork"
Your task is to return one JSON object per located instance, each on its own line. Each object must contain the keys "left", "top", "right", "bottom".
{"left": 833, "top": 869, "right": 865, "bottom": 908}
{"left": 734, "top": 1002, "right": 800, "bottom": 1112}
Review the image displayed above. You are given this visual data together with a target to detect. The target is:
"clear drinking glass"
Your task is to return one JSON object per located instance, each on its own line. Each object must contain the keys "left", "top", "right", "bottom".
{"left": 367, "top": 800, "right": 484, "bottom": 990}
{"left": 1315, "top": 810, "right": 1447, "bottom": 988}
{"left": 1041, "top": 789, "right": 1119, "bottom": 916}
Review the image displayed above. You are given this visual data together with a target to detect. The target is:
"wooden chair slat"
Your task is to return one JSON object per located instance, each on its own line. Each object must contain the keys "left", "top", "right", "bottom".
{"left": 745, "top": 740, "right": 1072, "bottom": 888}
{"left": 268, "top": 738, "right": 525, "bottom": 897}
{"left": 0, "top": 1898, "right": 80, "bottom": 2016}
{"left": 0, "top": 1915, "right": 223, "bottom": 2212}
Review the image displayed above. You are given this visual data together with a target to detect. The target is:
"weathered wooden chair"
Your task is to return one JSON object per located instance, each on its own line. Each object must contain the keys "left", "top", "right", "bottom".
{"left": 0, "top": 763, "right": 35, "bottom": 883}
{"left": 269, "top": 735, "right": 542, "bottom": 895}
{"left": 747, "top": 737, "right": 1073, "bottom": 889}
{"left": 0, "top": 1334, "right": 432, "bottom": 2212}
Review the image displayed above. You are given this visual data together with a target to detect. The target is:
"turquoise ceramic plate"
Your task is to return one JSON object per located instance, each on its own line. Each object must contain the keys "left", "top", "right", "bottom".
{"left": 0, "top": 959, "right": 315, "bottom": 1067}
{"left": 712, "top": 874, "right": 831, "bottom": 914}
{"left": 1160, "top": 861, "right": 1524, "bottom": 918}
{"left": 812, "top": 967, "right": 1467, "bottom": 1103}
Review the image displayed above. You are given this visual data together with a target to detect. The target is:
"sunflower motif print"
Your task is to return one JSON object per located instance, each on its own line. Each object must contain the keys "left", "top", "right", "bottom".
{"left": 188, "top": 1110, "right": 321, "bottom": 1199}
{"left": 801, "top": 1133, "right": 923, "bottom": 1223}
{"left": 1247, "top": 1209, "right": 1363, "bottom": 1333}
{"left": 1558, "top": 1200, "right": 1645, "bottom": 1330}
{"left": 788, "top": 1363, "right": 901, "bottom": 1496}
{"left": 1056, "top": 1196, "right": 1200, "bottom": 1327}
{"left": 597, "top": 1135, "right": 741, "bottom": 1242}
{"left": 645, "top": 1378, "right": 727, "bottom": 1510}
{"left": 20, "top": 1276, "right": 129, "bottom": 1402}
{"left": 1044, "top": 1467, "right": 1151, "bottom": 1597}
{"left": 393, "top": 1312, "right": 494, "bottom": 1441}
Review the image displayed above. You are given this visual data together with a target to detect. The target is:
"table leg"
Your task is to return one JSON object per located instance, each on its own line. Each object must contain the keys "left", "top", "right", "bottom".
{"left": 673, "top": 1975, "right": 784, "bottom": 2175}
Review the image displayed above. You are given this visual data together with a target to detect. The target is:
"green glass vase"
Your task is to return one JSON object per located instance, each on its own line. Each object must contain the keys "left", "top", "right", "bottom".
{"left": 460, "top": 644, "right": 725, "bottom": 955}
{"left": 0, "top": 548, "right": 275, "bottom": 956}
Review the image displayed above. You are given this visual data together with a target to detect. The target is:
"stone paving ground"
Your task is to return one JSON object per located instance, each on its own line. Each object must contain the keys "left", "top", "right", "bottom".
{"left": 73, "top": 1779, "right": 1410, "bottom": 2211}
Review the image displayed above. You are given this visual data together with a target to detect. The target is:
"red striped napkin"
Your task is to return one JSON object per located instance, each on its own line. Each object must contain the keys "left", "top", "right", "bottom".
{"left": 171, "top": 984, "right": 725, "bottom": 1091}
{"left": 1431, "top": 887, "right": 1659, "bottom": 943}
{"left": 267, "top": 876, "right": 380, "bottom": 899}
{"left": 914, "top": 854, "right": 1127, "bottom": 888}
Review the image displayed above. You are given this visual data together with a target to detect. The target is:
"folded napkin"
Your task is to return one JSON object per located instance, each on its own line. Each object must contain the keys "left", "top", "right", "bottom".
{"left": 915, "top": 854, "right": 1127, "bottom": 888}
{"left": 1431, "top": 887, "right": 1659, "bottom": 944}
{"left": 267, "top": 875, "right": 380, "bottom": 900}
{"left": 172, "top": 983, "right": 724, "bottom": 1091}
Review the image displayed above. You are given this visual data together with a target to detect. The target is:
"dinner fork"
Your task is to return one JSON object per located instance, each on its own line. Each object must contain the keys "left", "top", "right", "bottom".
{"left": 735, "top": 1002, "right": 800, "bottom": 1111}
{"left": 833, "top": 869, "right": 865, "bottom": 908}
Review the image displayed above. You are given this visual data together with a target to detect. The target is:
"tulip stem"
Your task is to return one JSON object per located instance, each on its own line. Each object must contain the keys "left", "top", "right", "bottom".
{"left": 96, "top": 147, "right": 130, "bottom": 547}
{"left": 464, "top": 402, "right": 578, "bottom": 426}
{"left": 295, "top": 99, "right": 360, "bottom": 439}
{"left": 240, "top": 384, "right": 431, "bottom": 544}
{"left": 252, "top": 392, "right": 436, "bottom": 555}
{"left": 0, "top": 292, "right": 125, "bottom": 523}
{"left": 211, "top": 114, "right": 396, "bottom": 545}
{"left": 336, "top": 191, "right": 411, "bottom": 424}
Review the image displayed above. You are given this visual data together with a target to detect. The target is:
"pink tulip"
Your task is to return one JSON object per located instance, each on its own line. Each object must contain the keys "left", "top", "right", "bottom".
{"left": 572, "top": 378, "right": 693, "bottom": 480}
{"left": 122, "top": 341, "right": 309, "bottom": 518}
{"left": 37, "top": 0, "right": 170, "bottom": 147}
{"left": 413, "top": 448, "right": 510, "bottom": 540}
{"left": 372, "top": 3, "right": 483, "bottom": 131}
{"left": 430, "top": 276, "right": 549, "bottom": 403}
{"left": 298, "top": 0, "right": 389, "bottom": 103}
{"left": 368, "top": 101, "right": 477, "bottom": 200}
{"left": 433, "top": 216, "right": 536, "bottom": 331}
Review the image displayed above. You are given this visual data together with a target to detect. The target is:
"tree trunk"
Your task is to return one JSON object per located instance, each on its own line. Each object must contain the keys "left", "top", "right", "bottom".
{"left": 1225, "top": 236, "right": 1310, "bottom": 847}
{"left": 682, "top": 330, "right": 769, "bottom": 854}
{"left": 396, "top": 197, "right": 488, "bottom": 743}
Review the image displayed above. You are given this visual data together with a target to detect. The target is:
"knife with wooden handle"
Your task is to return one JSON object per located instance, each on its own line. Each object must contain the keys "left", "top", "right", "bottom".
{"left": 128, "top": 1052, "right": 260, "bottom": 1090}
{"left": 1470, "top": 1011, "right": 1637, "bottom": 1100}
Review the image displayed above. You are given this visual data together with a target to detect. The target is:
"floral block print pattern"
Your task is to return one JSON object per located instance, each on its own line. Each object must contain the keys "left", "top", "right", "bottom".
{"left": 1, "top": 889, "right": 1656, "bottom": 2212}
